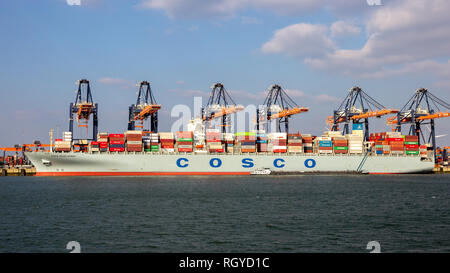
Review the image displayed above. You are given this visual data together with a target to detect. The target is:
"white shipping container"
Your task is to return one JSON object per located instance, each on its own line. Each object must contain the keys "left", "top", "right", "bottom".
{"left": 272, "top": 145, "right": 287, "bottom": 150}
{"left": 178, "top": 145, "right": 193, "bottom": 149}
{"left": 316, "top": 137, "right": 332, "bottom": 141}
{"left": 126, "top": 141, "right": 142, "bottom": 145}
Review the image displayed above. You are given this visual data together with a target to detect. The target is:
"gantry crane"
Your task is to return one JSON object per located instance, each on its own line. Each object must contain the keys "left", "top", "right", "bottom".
{"left": 256, "top": 84, "right": 309, "bottom": 133}
{"left": 202, "top": 83, "right": 244, "bottom": 134}
{"left": 327, "top": 86, "right": 398, "bottom": 141}
{"left": 386, "top": 88, "right": 450, "bottom": 162}
{"left": 69, "top": 79, "right": 98, "bottom": 141}
{"left": 128, "top": 81, "right": 161, "bottom": 132}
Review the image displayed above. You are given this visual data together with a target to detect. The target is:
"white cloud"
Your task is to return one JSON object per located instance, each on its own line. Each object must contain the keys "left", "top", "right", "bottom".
{"left": 314, "top": 94, "right": 339, "bottom": 103}
{"left": 138, "top": 0, "right": 370, "bottom": 19}
{"left": 263, "top": 0, "right": 450, "bottom": 79}
{"left": 330, "top": 20, "right": 361, "bottom": 37}
{"left": 240, "top": 16, "right": 262, "bottom": 25}
{"left": 284, "top": 89, "right": 306, "bottom": 98}
{"left": 66, "top": 0, "right": 81, "bottom": 5}
{"left": 261, "top": 23, "right": 335, "bottom": 58}
{"left": 169, "top": 89, "right": 209, "bottom": 97}
{"left": 98, "top": 78, "right": 135, "bottom": 89}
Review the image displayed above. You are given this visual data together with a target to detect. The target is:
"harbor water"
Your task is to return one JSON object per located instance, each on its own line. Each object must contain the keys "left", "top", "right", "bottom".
{"left": 0, "top": 174, "right": 449, "bottom": 253}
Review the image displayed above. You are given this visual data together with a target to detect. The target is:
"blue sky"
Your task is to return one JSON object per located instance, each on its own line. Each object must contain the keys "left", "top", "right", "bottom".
{"left": 0, "top": 0, "right": 449, "bottom": 147}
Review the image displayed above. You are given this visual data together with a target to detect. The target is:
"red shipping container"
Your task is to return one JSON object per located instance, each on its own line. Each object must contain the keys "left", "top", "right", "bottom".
{"left": 91, "top": 141, "right": 99, "bottom": 145}
{"left": 387, "top": 138, "right": 404, "bottom": 142}
{"left": 288, "top": 143, "right": 303, "bottom": 146}
{"left": 109, "top": 134, "right": 125, "bottom": 138}
{"left": 127, "top": 148, "right": 142, "bottom": 152}
{"left": 110, "top": 140, "right": 125, "bottom": 145}
{"left": 390, "top": 145, "right": 404, "bottom": 151}
{"left": 389, "top": 141, "right": 404, "bottom": 145}
{"left": 55, "top": 139, "right": 63, "bottom": 141}
{"left": 334, "top": 150, "right": 348, "bottom": 154}
{"left": 109, "top": 148, "right": 125, "bottom": 152}
{"left": 99, "top": 142, "right": 108, "bottom": 148}
{"left": 405, "top": 144, "right": 419, "bottom": 149}
{"left": 177, "top": 141, "right": 193, "bottom": 145}
{"left": 161, "top": 144, "right": 174, "bottom": 149}
{"left": 178, "top": 148, "right": 193, "bottom": 152}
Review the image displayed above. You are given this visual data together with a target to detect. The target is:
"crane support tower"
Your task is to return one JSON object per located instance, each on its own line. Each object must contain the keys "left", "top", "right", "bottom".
{"left": 202, "top": 83, "right": 244, "bottom": 134}
{"left": 128, "top": 81, "right": 161, "bottom": 132}
{"left": 69, "top": 79, "right": 98, "bottom": 141}
{"left": 386, "top": 88, "right": 450, "bottom": 163}
{"left": 327, "top": 86, "right": 398, "bottom": 141}
{"left": 257, "top": 84, "right": 309, "bottom": 133}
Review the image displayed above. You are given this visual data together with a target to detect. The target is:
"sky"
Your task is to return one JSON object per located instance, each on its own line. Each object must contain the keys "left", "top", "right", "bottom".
{"left": 0, "top": 0, "right": 449, "bottom": 147}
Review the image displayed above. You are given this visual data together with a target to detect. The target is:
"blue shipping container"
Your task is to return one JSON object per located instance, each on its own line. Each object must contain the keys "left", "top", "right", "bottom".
{"left": 352, "top": 123, "right": 364, "bottom": 130}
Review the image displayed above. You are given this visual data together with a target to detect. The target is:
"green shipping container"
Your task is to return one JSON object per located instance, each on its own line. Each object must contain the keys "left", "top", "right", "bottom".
{"left": 177, "top": 138, "right": 193, "bottom": 142}
{"left": 235, "top": 132, "right": 256, "bottom": 136}
{"left": 334, "top": 146, "right": 348, "bottom": 150}
{"left": 406, "top": 151, "right": 419, "bottom": 155}
{"left": 404, "top": 141, "right": 419, "bottom": 145}
{"left": 151, "top": 145, "right": 159, "bottom": 149}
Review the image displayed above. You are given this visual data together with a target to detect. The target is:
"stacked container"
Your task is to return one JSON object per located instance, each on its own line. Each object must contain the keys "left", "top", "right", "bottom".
{"left": 287, "top": 133, "right": 303, "bottom": 153}
{"left": 109, "top": 134, "right": 125, "bottom": 152}
{"left": 206, "top": 129, "right": 223, "bottom": 153}
{"left": 97, "top": 132, "right": 109, "bottom": 152}
{"left": 352, "top": 123, "right": 364, "bottom": 138}
{"left": 302, "top": 134, "right": 313, "bottom": 153}
{"left": 333, "top": 137, "right": 348, "bottom": 154}
{"left": 54, "top": 139, "right": 71, "bottom": 152}
{"left": 223, "top": 133, "right": 235, "bottom": 153}
{"left": 256, "top": 131, "right": 268, "bottom": 153}
{"left": 90, "top": 141, "right": 99, "bottom": 152}
{"left": 159, "top": 132, "right": 175, "bottom": 152}
{"left": 347, "top": 134, "right": 364, "bottom": 154}
{"left": 404, "top": 135, "right": 419, "bottom": 155}
{"left": 236, "top": 132, "right": 256, "bottom": 153}
{"left": 143, "top": 133, "right": 159, "bottom": 152}
{"left": 126, "top": 131, "right": 143, "bottom": 152}
{"left": 386, "top": 132, "right": 404, "bottom": 155}
{"left": 268, "top": 133, "right": 287, "bottom": 153}
{"left": 316, "top": 137, "right": 333, "bottom": 154}
{"left": 63, "top": 132, "right": 72, "bottom": 142}
{"left": 176, "top": 131, "right": 193, "bottom": 153}
{"left": 419, "top": 145, "right": 428, "bottom": 157}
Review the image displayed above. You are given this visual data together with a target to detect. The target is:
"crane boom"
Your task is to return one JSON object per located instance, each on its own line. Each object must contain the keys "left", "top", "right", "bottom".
{"left": 268, "top": 107, "right": 309, "bottom": 120}
{"left": 416, "top": 111, "right": 449, "bottom": 121}
{"left": 134, "top": 105, "right": 161, "bottom": 121}
{"left": 351, "top": 109, "right": 399, "bottom": 120}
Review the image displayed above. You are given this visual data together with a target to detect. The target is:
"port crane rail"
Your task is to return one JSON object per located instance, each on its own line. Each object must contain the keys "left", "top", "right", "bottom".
{"left": 257, "top": 84, "right": 309, "bottom": 133}
{"left": 128, "top": 81, "right": 161, "bottom": 132}
{"left": 69, "top": 79, "right": 98, "bottom": 141}
{"left": 386, "top": 88, "right": 450, "bottom": 163}
{"left": 327, "top": 86, "right": 398, "bottom": 140}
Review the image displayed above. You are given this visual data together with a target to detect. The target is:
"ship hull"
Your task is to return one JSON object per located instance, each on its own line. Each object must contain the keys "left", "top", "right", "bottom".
{"left": 25, "top": 152, "right": 434, "bottom": 176}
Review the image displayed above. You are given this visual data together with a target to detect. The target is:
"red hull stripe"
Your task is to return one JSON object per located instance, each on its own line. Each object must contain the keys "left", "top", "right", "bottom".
{"left": 36, "top": 171, "right": 251, "bottom": 176}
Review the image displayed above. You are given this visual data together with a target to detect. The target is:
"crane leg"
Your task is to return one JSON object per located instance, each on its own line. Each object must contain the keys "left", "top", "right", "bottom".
{"left": 69, "top": 103, "right": 74, "bottom": 134}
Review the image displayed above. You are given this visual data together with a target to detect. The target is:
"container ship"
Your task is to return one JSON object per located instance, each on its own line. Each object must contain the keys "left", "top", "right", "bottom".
{"left": 19, "top": 80, "right": 450, "bottom": 176}
{"left": 25, "top": 127, "right": 435, "bottom": 176}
